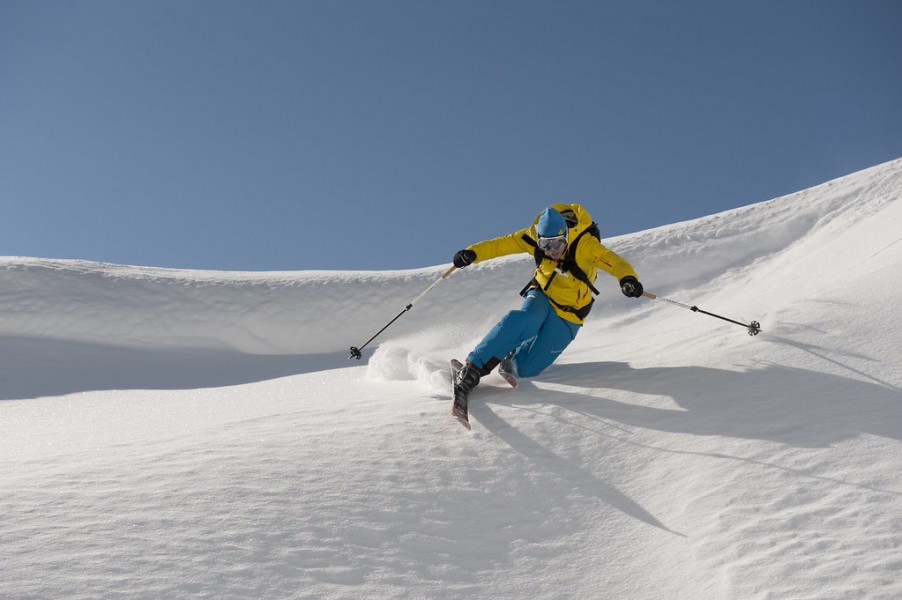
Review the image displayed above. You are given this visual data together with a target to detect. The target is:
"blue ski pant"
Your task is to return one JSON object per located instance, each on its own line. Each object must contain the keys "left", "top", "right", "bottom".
{"left": 467, "top": 289, "right": 581, "bottom": 378}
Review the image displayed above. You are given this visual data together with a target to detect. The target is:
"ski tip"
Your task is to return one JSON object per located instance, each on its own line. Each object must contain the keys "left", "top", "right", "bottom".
{"left": 455, "top": 416, "right": 472, "bottom": 430}
{"left": 499, "top": 372, "right": 518, "bottom": 389}
{"left": 452, "top": 407, "right": 471, "bottom": 430}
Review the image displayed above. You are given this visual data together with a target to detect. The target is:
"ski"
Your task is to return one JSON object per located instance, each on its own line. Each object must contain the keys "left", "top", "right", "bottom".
{"left": 498, "top": 358, "right": 518, "bottom": 389}
{"left": 450, "top": 359, "right": 471, "bottom": 429}
{"left": 499, "top": 370, "right": 518, "bottom": 389}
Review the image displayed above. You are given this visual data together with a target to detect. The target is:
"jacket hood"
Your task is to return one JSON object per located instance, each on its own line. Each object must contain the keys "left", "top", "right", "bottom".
{"left": 534, "top": 203, "right": 594, "bottom": 238}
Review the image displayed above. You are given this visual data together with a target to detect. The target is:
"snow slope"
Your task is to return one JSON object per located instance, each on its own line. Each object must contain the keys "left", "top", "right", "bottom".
{"left": 2, "top": 158, "right": 901, "bottom": 599}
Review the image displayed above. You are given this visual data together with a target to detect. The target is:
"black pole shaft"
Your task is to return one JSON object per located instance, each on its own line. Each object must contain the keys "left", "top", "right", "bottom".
{"left": 353, "top": 304, "right": 412, "bottom": 355}
{"left": 691, "top": 306, "right": 752, "bottom": 328}
{"left": 644, "top": 291, "right": 761, "bottom": 336}
{"left": 349, "top": 266, "right": 457, "bottom": 359}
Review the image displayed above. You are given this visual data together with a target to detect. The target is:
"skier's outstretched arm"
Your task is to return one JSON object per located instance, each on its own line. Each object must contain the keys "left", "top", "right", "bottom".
{"left": 452, "top": 227, "right": 534, "bottom": 268}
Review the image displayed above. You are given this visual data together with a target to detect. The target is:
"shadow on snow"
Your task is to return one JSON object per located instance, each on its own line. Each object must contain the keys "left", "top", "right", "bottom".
{"left": 523, "top": 358, "right": 902, "bottom": 448}
{"left": 465, "top": 352, "right": 901, "bottom": 533}
{"left": 0, "top": 336, "right": 349, "bottom": 401}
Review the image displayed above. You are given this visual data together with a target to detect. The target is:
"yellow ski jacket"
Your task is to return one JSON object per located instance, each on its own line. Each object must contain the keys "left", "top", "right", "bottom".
{"left": 466, "top": 203, "right": 638, "bottom": 325}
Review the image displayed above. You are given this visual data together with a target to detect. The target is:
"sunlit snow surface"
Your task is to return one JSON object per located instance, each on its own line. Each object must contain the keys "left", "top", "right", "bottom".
{"left": 2, "top": 159, "right": 901, "bottom": 599}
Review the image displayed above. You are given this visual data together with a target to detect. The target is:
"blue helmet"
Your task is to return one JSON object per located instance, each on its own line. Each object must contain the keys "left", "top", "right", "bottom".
{"left": 536, "top": 207, "right": 568, "bottom": 238}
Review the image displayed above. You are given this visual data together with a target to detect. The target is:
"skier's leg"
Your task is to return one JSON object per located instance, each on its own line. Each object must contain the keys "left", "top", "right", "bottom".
{"left": 466, "top": 289, "right": 550, "bottom": 374}
{"left": 512, "top": 311, "right": 581, "bottom": 377}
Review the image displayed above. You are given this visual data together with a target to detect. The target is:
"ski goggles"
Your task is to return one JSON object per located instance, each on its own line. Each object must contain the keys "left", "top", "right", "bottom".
{"left": 536, "top": 234, "right": 567, "bottom": 254}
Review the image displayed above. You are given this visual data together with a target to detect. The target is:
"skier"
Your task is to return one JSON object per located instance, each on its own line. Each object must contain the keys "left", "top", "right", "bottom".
{"left": 450, "top": 203, "right": 644, "bottom": 421}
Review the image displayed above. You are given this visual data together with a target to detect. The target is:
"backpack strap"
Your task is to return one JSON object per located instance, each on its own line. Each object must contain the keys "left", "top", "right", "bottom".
{"left": 519, "top": 222, "right": 601, "bottom": 298}
{"left": 548, "top": 295, "right": 595, "bottom": 320}
{"left": 559, "top": 223, "right": 601, "bottom": 296}
{"left": 521, "top": 233, "right": 543, "bottom": 267}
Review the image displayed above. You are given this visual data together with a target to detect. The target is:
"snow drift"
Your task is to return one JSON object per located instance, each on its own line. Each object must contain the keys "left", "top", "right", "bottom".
{"left": 2, "top": 158, "right": 901, "bottom": 599}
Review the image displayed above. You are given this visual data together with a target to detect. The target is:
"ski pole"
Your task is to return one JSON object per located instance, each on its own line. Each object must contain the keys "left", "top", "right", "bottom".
{"left": 642, "top": 291, "right": 761, "bottom": 336}
{"left": 349, "top": 265, "right": 458, "bottom": 359}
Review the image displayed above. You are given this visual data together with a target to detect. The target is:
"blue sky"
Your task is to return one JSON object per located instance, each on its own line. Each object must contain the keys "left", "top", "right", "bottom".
{"left": 2, "top": 0, "right": 901, "bottom": 271}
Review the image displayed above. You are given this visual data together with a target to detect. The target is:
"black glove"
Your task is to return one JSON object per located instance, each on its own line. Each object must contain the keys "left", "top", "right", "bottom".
{"left": 619, "top": 276, "right": 644, "bottom": 298}
{"left": 453, "top": 249, "right": 477, "bottom": 268}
